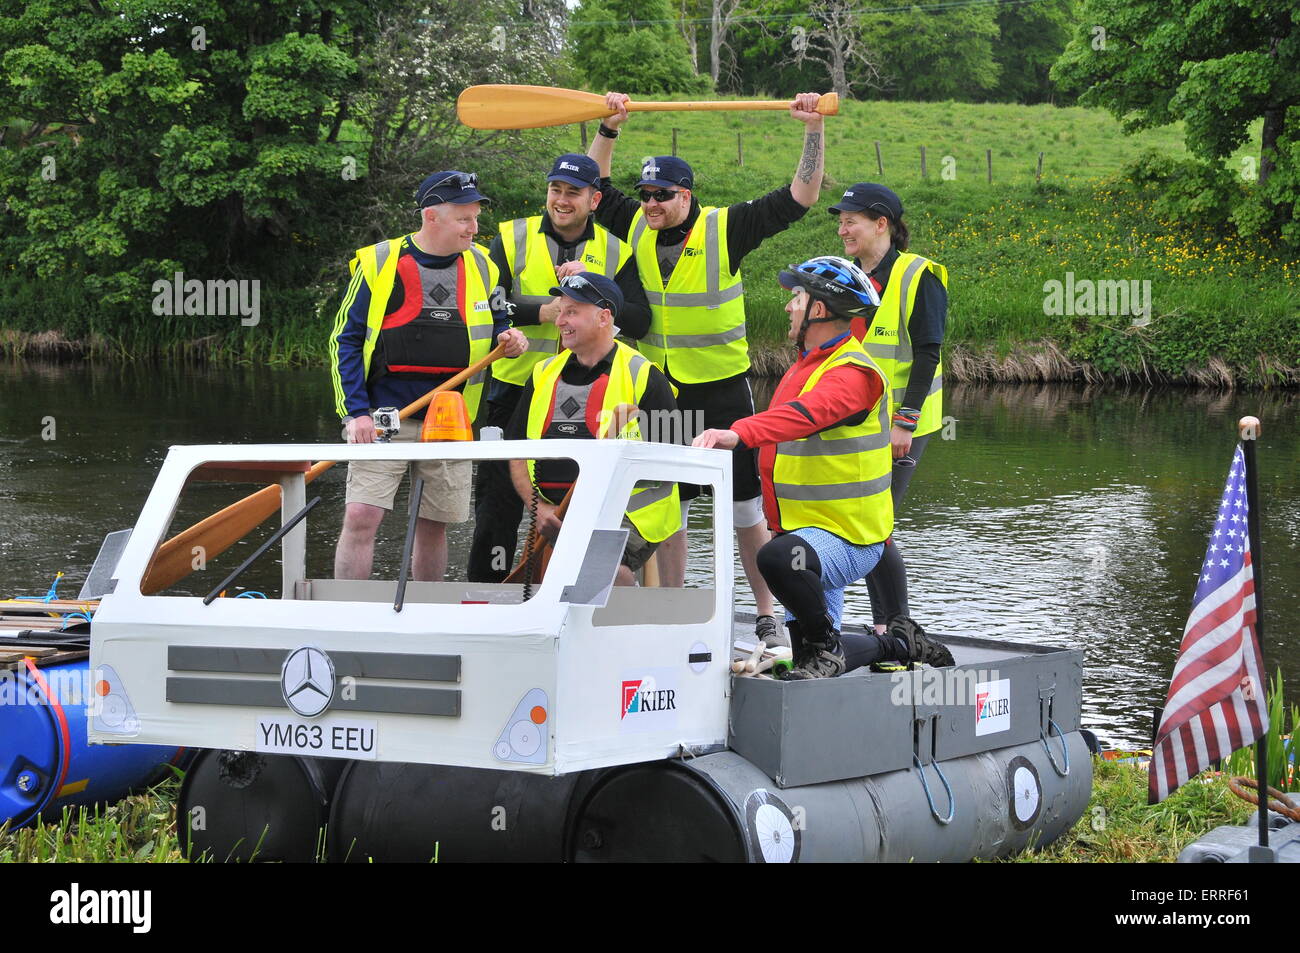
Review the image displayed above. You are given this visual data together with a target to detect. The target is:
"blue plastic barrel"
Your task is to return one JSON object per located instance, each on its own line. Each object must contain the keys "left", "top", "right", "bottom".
{"left": 0, "top": 656, "right": 186, "bottom": 829}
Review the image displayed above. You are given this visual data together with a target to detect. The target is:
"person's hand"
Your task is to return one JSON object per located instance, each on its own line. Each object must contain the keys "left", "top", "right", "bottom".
{"left": 554, "top": 260, "right": 587, "bottom": 279}
{"left": 499, "top": 328, "right": 528, "bottom": 357}
{"left": 790, "top": 91, "right": 825, "bottom": 125}
{"left": 536, "top": 501, "right": 563, "bottom": 542}
{"left": 890, "top": 425, "right": 913, "bottom": 459}
{"left": 346, "top": 415, "right": 376, "bottom": 444}
{"left": 538, "top": 298, "right": 562, "bottom": 324}
{"left": 603, "top": 92, "right": 631, "bottom": 129}
{"left": 693, "top": 428, "right": 739, "bottom": 450}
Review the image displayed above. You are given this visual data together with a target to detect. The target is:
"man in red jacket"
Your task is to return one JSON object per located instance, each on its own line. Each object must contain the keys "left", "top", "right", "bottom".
{"left": 694, "top": 257, "right": 953, "bottom": 679}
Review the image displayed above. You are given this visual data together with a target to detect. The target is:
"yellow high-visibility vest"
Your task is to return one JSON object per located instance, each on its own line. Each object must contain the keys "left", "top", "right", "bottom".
{"left": 629, "top": 205, "right": 747, "bottom": 383}
{"left": 526, "top": 342, "right": 682, "bottom": 544}
{"left": 860, "top": 252, "right": 948, "bottom": 437}
{"left": 494, "top": 216, "right": 632, "bottom": 386}
{"left": 772, "top": 337, "right": 894, "bottom": 545}
{"left": 329, "top": 235, "right": 497, "bottom": 421}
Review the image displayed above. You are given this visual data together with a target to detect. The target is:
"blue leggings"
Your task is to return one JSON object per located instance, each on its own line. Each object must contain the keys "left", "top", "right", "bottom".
{"left": 756, "top": 527, "right": 881, "bottom": 634}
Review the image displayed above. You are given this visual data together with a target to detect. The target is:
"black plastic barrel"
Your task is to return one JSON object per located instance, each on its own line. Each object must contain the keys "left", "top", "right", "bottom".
{"left": 569, "top": 735, "right": 1092, "bottom": 862}
{"left": 329, "top": 761, "right": 588, "bottom": 862}
{"left": 178, "top": 750, "right": 344, "bottom": 862}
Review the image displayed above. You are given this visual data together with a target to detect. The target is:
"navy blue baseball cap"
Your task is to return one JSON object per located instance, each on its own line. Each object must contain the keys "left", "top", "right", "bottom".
{"left": 828, "top": 183, "right": 903, "bottom": 221}
{"left": 635, "top": 156, "right": 693, "bottom": 190}
{"left": 415, "top": 170, "right": 491, "bottom": 208}
{"left": 549, "top": 272, "right": 624, "bottom": 317}
{"left": 547, "top": 154, "right": 601, "bottom": 189}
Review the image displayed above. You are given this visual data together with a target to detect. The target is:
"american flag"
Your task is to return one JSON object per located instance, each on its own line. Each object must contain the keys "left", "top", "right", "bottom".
{"left": 1149, "top": 446, "right": 1268, "bottom": 803}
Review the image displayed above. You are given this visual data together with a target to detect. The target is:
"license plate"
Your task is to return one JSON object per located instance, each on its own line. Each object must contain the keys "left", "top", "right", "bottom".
{"left": 255, "top": 715, "right": 378, "bottom": 760}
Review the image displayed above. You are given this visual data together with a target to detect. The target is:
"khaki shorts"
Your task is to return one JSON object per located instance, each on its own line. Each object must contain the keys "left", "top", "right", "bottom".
{"left": 344, "top": 422, "right": 471, "bottom": 523}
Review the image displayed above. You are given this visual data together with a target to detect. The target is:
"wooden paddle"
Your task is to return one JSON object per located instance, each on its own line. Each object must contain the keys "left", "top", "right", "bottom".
{"left": 457, "top": 85, "right": 839, "bottom": 130}
{"left": 140, "top": 344, "right": 508, "bottom": 595}
{"left": 503, "top": 402, "right": 640, "bottom": 585}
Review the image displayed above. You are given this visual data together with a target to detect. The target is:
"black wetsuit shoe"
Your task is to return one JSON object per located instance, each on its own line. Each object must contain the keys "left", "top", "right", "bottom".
{"left": 889, "top": 615, "right": 955, "bottom": 668}
{"left": 780, "top": 636, "right": 846, "bottom": 680}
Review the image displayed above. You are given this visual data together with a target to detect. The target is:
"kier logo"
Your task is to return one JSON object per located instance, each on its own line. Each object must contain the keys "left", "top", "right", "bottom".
{"left": 621, "top": 680, "right": 641, "bottom": 719}
{"left": 620, "top": 677, "right": 676, "bottom": 720}
{"left": 975, "top": 679, "right": 1011, "bottom": 736}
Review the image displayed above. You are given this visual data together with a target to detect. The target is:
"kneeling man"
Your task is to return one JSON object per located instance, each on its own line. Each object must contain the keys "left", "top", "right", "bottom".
{"left": 694, "top": 257, "right": 953, "bottom": 678}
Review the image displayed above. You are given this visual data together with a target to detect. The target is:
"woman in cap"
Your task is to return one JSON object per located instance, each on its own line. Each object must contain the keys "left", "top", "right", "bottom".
{"left": 693, "top": 257, "right": 952, "bottom": 679}
{"left": 829, "top": 184, "right": 948, "bottom": 638}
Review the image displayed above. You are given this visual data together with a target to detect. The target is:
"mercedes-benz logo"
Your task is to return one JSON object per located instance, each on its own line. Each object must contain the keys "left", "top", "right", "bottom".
{"left": 280, "top": 646, "right": 336, "bottom": 718}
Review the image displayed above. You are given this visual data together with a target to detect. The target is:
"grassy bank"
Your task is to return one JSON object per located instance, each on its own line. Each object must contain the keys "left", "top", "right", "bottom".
{"left": 4, "top": 99, "right": 1296, "bottom": 385}
{"left": 0, "top": 758, "right": 1264, "bottom": 863}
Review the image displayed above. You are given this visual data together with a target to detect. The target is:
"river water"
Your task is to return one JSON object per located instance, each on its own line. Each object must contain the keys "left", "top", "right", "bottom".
{"left": 1, "top": 361, "right": 1296, "bottom": 748}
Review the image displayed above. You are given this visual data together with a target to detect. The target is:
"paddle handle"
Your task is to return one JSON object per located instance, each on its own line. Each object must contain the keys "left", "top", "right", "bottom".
{"left": 628, "top": 93, "right": 838, "bottom": 116}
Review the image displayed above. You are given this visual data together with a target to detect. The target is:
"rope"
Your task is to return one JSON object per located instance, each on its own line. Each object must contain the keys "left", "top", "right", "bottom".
{"left": 1227, "top": 777, "right": 1300, "bottom": 823}
{"left": 521, "top": 483, "right": 544, "bottom": 603}
{"left": 913, "top": 754, "right": 955, "bottom": 825}
{"left": 1041, "top": 718, "right": 1070, "bottom": 777}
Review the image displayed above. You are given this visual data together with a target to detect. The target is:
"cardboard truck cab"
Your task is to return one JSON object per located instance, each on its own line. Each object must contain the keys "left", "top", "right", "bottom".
{"left": 89, "top": 440, "right": 735, "bottom": 774}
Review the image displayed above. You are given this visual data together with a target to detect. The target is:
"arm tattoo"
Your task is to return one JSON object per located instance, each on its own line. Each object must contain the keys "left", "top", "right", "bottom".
{"left": 798, "top": 132, "right": 822, "bottom": 184}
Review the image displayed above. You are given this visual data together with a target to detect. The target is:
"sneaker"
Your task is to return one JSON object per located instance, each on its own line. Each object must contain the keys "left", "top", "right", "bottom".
{"left": 889, "top": 615, "right": 955, "bottom": 668}
{"left": 755, "top": 615, "right": 790, "bottom": 651}
{"left": 780, "top": 637, "right": 846, "bottom": 680}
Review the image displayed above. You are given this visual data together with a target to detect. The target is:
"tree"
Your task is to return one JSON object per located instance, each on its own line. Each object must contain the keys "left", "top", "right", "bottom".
{"left": 570, "top": 0, "right": 710, "bottom": 95}
{"left": 0, "top": 0, "right": 561, "bottom": 321}
{"left": 1052, "top": 0, "right": 1300, "bottom": 244}
{"left": 708, "top": 0, "right": 746, "bottom": 87}
{"left": 785, "top": 0, "right": 882, "bottom": 99}
{"left": 679, "top": 0, "right": 704, "bottom": 72}
{"left": 991, "top": 0, "right": 1078, "bottom": 104}
{"left": 868, "top": 1, "right": 1001, "bottom": 101}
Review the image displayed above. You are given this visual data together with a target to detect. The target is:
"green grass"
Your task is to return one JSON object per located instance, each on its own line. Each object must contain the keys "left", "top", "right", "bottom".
{"left": 0, "top": 775, "right": 187, "bottom": 863}
{"left": 1007, "top": 758, "right": 1257, "bottom": 863}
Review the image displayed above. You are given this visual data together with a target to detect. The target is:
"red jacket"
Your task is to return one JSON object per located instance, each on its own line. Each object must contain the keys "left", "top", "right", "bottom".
{"left": 730, "top": 333, "right": 885, "bottom": 532}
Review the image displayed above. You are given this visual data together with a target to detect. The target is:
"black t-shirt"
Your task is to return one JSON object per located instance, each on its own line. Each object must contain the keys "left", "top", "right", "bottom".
{"left": 592, "top": 180, "right": 809, "bottom": 271}
{"left": 507, "top": 344, "right": 679, "bottom": 500}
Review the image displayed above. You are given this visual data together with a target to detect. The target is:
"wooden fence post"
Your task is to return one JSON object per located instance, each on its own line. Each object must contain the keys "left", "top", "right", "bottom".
{"left": 737, "top": 132, "right": 743, "bottom": 166}
{"left": 875, "top": 141, "right": 884, "bottom": 176}
{"left": 920, "top": 145, "right": 927, "bottom": 179}
{"left": 1037, "top": 151, "right": 1044, "bottom": 183}
{"left": 986, "top": 149, "right": 992, "bottom": 184}
{"left": 672, "top": 128, "right": 678, "bottom": 157}
{"left": 580, "top": 122, "right": 588, "bottom": 150}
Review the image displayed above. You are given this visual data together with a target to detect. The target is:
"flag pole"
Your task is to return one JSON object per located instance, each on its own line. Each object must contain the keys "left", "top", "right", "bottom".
{"left": 1238, "top": 415, "right": 1270, "bottom": 856}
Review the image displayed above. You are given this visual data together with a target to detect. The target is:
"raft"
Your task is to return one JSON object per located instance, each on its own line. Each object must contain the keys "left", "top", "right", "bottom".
{"left": 83, "top": 440, "right": 1090, "bottom": 861}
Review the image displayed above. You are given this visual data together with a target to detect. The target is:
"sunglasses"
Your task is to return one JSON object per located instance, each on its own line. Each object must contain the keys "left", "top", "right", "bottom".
{"left": 418, "top": 172, "right": 479, "bottom": 206}
{"left": 638, "top": 188, "right": 679, "bottom": 204}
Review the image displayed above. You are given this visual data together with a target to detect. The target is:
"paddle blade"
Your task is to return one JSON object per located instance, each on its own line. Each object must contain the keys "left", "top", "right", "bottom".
{"left": 458, "top": 85, "right": 612, "bottom": 130}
